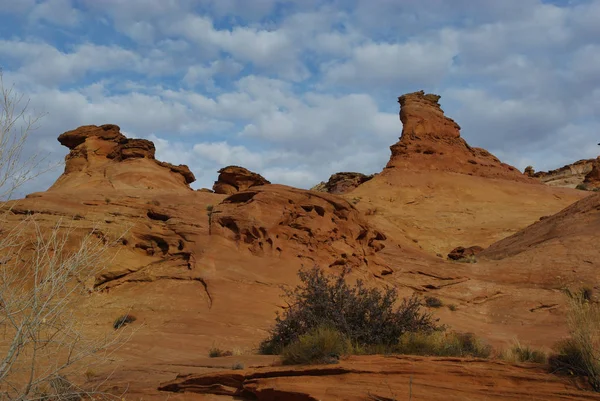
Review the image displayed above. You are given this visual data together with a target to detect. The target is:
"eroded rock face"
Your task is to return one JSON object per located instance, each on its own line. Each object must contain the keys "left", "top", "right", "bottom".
{"left": 385, "top": 91, "right": 530, "bottom": 182}
{"left": 583, "top": 157, "right": 600, "bottom": 189}
{"left": 311, "top": 172, "right": 375, "bottom": 194}
{"left": 210, "top": 185, "right": 391, "bottom": 276}
{"left": 533, "top": 159, "right": 596, "bottom": 188}
{"left": 212, "top": 166, "right": 270, "bottom": 195}
{"left": 51, "top": 124, "right": 195, "bottom": 191}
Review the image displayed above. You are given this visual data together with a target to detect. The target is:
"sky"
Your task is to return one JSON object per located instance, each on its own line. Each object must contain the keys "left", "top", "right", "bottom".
{"left": 1, "top": 0, "right": 599, "bottom": 195}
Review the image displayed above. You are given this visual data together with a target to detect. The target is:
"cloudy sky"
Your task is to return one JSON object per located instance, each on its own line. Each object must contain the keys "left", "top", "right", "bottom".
{"left": 1, "top": 0, "right": 599, "bottom": 194}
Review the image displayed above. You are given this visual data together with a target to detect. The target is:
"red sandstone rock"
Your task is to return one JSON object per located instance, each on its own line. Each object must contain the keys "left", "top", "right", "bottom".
{"left": 51, "top": 124, "right": 195, "bottom": 191}
{"left": 448, "top": 246, "right": 484, "bottom": 262}
{"left": 212, "top": 166, "right": 270, "bottom": 195}
{"left": 311, "top": 172, "right": 375, "bottom": 194}
{"left": 385, "top": 91, "right": 530, "bottom": 182}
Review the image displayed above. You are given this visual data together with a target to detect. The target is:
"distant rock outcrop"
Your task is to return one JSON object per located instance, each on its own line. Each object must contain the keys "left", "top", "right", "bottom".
{"left": 385, "top": 91, "right": 530, "bottom": 182}
{"left": 212, "top": 166, "right": 270, "bottom": 195}
{"left": 447, "top": 245, "right": 484, "bottom": 263}
{"left": 51, "top": 124, "right": 195, "bottom": 191}
{"left": 532, "top": 159, "right": 596, "bottom": 189}
{"left": 583, "top": 157, "right": 600, "bottom": 189}
{"left": 311, "top": 172, "right": 375, "bottom": 194}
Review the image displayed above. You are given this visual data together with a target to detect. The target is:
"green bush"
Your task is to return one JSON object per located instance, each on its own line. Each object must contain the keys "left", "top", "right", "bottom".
{"left": 394, "top": 331, "right": 492, "bottom": 358}
{"left": 259, "top": 267, "right": 437, "bottom": 354}
{"left": 281, "top": 326, "right": 351, "bottom": 365}
{"left": 576, "top": 183, "right": 589, "bottom": 191}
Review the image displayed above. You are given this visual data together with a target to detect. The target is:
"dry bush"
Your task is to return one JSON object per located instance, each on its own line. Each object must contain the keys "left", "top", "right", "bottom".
{"left": 209, "top": 347, "right": 232, "bottom": 358}
{"left": 0, "top": 73, "right": 131, "bottom": 400}
{"left": 424, "top": 296, "right": 443, "bottom": 308}
{"left": 259, "top": 266, "right": 437, "bottom": 355}
{"left": 549, "top": 289, "right": 600, "bottom": 391}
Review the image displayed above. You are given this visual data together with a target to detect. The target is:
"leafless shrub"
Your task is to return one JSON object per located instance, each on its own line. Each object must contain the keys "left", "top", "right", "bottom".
{"left": 0, "top": 74, "right": 131, "bottom": 400}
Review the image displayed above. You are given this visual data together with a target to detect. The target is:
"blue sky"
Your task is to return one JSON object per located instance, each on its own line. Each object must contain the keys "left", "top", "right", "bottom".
{"left": 1, "top": 0, "right": 599, "bottom": 193}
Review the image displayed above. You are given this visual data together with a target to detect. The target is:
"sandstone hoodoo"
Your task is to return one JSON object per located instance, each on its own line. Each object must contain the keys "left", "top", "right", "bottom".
{"left": 311, "top": 172, "right": 375, "bottom": 194}
{"left": 385, "top": 91, "right": 530, "bottom": 182}
{"left": 212, "top": 165, "right": 271, "bottom": 195}
{"left": 50, "top": 124, "right": 195, "bottom": 191}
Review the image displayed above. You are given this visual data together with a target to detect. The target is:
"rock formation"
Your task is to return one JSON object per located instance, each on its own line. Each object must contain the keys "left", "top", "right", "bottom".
{"left": 211, "top": 185, "right": 391, "bottom": 276}
{"left": 311, "top": 172, "right": 375, "bottom": 194}
{"left": 447, "top": 245, "right": 484, "bottom": 263}
{"left": 50, "top": 124, "right": 195, "bottom": 191}
{"left": 583, "top": 157, "right": 600, "bottom": 189}
{"left": 384, "top": 91, "right": 530, "bottom": 182}
{"left": 532, "top": 158, "right": 596, "bottom": 188}
{"left": 212, "top": 166, "right": 270, "bottom": 195}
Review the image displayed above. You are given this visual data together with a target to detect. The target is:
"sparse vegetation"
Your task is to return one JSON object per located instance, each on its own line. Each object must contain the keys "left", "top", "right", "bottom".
{"left": 209, "top": 347, "right": 233, "bottom": 358}
{"left": 576, "top": 183, "right": 589, "bottom": 191}
{"left": 448, "top": 304, "right": 458, "bottom": 311}
{"left": 425, "top": 296, "right": 443, "bottom": 308}
{"left": 232, "top": 362, "right": 244, "bottom": 370}
{"left": 105, "top": 198, "right": 111, "bottom": 204}
{"left": 206, "top": 204, "right": 214, "bottom": 234}
{"left": 281, "top": 326, "right": 351, "bottom": 365}
{"left": 113, "top": 314, "right": 137, "bottom": 330}
{"left": 502, "top": 342, "right": 547, "bottom": 364}
{"left": 549, "top": 289, "right": 600, "bottom": 391}
{"left": 0, "top": 74, "right": 128, "bottom": 400}
{"left": 259, "top": 266, "right": 438, "bottom": 356}
{"left": 394, "top": 331, "right": 492, "bottom": 358}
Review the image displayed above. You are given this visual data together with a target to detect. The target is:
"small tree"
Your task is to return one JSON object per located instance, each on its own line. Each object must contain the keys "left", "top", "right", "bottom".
{"left": 260, "top": 266, "right": 437, "bottom": 354}
{"left": 0, "top": 72, "right": 129, "bottom": 400}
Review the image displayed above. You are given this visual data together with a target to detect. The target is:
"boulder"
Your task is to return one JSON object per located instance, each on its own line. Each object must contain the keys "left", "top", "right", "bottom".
{"left": 311, "top": 172, "right": 375, "bottom": 194}
{"left": 212, "top": 166, "right": 270, "bottom": 195}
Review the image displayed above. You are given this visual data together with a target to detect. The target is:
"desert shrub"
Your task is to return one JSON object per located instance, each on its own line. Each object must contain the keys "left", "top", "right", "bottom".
{"left": 231, "top": 362, "right": 244, "bottom": 370}
{"left": 549, "top": 290, "right": 600, "bottom": 390}
{"left": 448, "top": 304, "right": 458, "bottom": 311}
{"left": 576, "top": 183, "right": 589, "bottom": 191}
{"left": 425, "top": 296, "right": 443, "bottom": 308}
{"left": 394, "top": 331, "right": 492, "bottom": 358}
{"left": 503, "top": 342, "right": 547, "bottom": 364}
{"left": 281, "top": 326, "right": 352, "bottom": 365}
{"left": 209, "top": 347, "right": 233, "bottom": 358}
{"left": 259, "top": 267, "right": 437, "bottom": 355}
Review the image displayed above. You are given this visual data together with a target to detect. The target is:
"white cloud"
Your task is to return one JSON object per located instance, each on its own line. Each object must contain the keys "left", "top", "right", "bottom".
{"left": 29, "top": 0, "right": 81, "bottom": 27}
{"left": 322, "top": 33, "right": 458, "bottom": 87}
{"left": 1, "top": 0, "right": 600, "bottom": 196}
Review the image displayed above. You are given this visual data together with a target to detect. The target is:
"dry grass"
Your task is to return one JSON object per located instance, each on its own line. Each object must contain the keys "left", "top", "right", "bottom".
{"left": 209, "top": 347, "right": 233, "bottom": 358}
{"left": 394, "top": 331, "right": 492, "bottom": 358}
{"left": 502, "top": 341, "right": 547, "bottom": 364}
{"left": 549, "top": 290, "right": 600, "bottom": 391}
{"left": 281, "top": 326, "right": 352, "bottom": 365}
